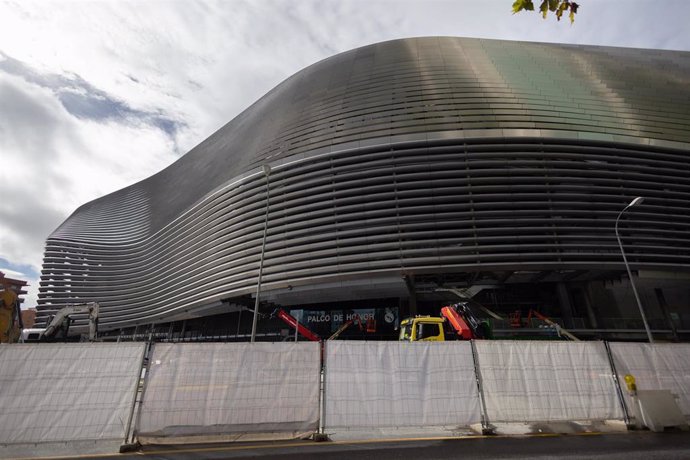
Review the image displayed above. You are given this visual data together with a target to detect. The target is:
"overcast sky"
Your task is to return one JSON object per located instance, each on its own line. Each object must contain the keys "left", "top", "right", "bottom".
{"left": 1, "top": 0, "right": 689, "bottom": 309}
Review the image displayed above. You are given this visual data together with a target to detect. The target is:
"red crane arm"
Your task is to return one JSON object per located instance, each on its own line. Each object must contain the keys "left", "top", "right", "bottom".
{"left": 440, "top": 306, "right": 474, "bottom": 340}
{"left": 276, "top": 309, "right": 321, "bottom": 342}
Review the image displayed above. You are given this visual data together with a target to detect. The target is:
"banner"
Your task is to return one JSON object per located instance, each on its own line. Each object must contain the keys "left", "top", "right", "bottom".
{"left": 609, "top": 342, "right": 690, "bottom": 416}
{"left": 0, "top": 343, "right": 144, "bottom": 444}
{"left": 137, "top": 342, "right": 321, "bottom": 440}
{"left": 474, "top": 341, "right": 623, "bottom": 422}
{"left": 324, "top": 341, "right": 481, "bottom": 433}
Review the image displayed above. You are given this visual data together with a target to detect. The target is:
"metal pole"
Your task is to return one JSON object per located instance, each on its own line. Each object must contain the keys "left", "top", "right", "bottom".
{"left": 614, "top": 197, "right": 653, "bottom": 343}
{"left": 603, "top": 341, "right": 631, "bottom": 426}
{"left": 470, "top": 340, "right": 493, "bottom": 434}
{"left": 122, "top": 343, "right": 148, "bottom": 448}
{"left": 251, "top": 165, "right": 272, "bottom": 342}
{"left": 295, "top": 312, "right": 299, "bottom": 342}
{"left": 318, "top": 343, "right": 327, "bottom": 438}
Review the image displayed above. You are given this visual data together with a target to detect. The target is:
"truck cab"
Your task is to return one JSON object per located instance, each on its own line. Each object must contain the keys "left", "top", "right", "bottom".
{"left": 399, "top": 316, "right": 446, "bottom": 341}
{"left": 399, "top": 303, "right": 492, "bottom": 342}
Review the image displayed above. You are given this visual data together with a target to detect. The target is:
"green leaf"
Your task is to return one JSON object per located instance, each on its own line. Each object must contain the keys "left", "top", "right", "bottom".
{"left": 512, "top": 0, "right": 535, "bottom": 13}
{"left": 569, "top": 7, "right": 576, "bottom": 23}
{"left": 511, "top": 0, "right": 579, "bottom": 23}
{"left": 556, "top": 0, "right": 569, "bottom": 21}
{"left": 539, "top": 0, "right": 548, "bottom": 18}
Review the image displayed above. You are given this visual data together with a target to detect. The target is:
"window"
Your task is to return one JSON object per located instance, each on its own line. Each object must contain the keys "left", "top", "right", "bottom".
{"left": 417, "top": 322, "right": 441, "bottom": 340}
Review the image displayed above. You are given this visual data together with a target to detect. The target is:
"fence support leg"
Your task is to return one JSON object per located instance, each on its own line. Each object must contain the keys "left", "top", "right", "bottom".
{"left": 313, "top": 341, "right": 329, "bottom": 441}
{"left": 604, "top": 341, "right": 631, "bottom": 428}
{"left": 120, "top": 342, "right": 150, "bottom": 452}
{"left": 470, "top": 340, "right": 494, "bottom": 435}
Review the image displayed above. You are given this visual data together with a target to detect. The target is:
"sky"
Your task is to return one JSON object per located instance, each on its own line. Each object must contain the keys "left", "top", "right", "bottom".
{"left": 1, "top": 0, "right": 689, "bottom": 309}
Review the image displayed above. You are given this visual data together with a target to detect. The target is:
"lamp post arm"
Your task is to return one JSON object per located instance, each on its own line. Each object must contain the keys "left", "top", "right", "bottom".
{"left": 614, "top": 207, "right": 630, "bottom": 267}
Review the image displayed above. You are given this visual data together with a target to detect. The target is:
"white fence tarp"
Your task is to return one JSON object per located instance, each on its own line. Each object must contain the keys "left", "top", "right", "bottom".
{"left": 324, "top": 341, "right": 481, "bottom": 433}
{"left": 474, "top": 341, "right": 623, "bottom": 423}
{"left": 136, "top": 342, "right": 321, "bottom": 440}
{"left": 0, "top": 343, "right": 145, "bottom": 444}
{"left": 609, "top": 342, "right": 690, "bottom": 416}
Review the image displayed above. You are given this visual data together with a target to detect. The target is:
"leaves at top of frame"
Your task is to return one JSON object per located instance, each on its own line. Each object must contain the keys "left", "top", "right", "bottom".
{"left": 515, "top": 0, "right": 580, "bottom": 23}
{"left": 512, "top": 0, "right": 535, "bottom": 13}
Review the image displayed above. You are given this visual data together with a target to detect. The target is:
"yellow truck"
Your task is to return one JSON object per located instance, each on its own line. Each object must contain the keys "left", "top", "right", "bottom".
{"left": 399, "top": 316, "right": 447, "bottom": 341}
{"left": 399, "top": 304, "right": 492, "bottom": 341}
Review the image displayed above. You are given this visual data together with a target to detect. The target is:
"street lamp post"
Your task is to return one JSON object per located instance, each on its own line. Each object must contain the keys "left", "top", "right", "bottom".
{"left": 615, "top": 196, "right": 654, "bottom": 343}
{"left": 250, "top": 165, "right": 272, "bottom": 343}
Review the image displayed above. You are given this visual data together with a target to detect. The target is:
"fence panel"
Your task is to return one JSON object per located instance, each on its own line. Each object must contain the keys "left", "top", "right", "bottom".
{"left": 474, "top": 340, "right": 623, "bottom": 423}
{"left": 609, "top": 342, "right": 690, "bottom": 416}
{"left": 136, "top": 342, "right": 320, "bottom": 440}
{"left": 0, "top": 343, "right": 145, "bottom": 444}
{"left": 324, "top": 341, "right": 481, "bottom": 434}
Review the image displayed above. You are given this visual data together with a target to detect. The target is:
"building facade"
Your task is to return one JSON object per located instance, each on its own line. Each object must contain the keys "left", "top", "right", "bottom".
{"left": 38, "top": 37, "right": 690, "bottom": 340}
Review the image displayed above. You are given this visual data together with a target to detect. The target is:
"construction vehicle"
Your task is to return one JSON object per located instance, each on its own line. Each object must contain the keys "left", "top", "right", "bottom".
{"left": 509, "top": 308, "right": 580, "bottom": 341}
{"left": 399, "top": 303, "right": 492, "bottom": 342}
{"left": 23, "top": 302, "right": 100, "bottom": 342}
{"left": 328, "top": 315, "right": 366, "bottom": 340}
{"left": 274, "top": 308, "right": 321, "bottom": 341}
{"left": 0, "top": 272, "right": 25, "bottom": 343}
{"left": 273, "top": 308, "right": 371, "bottom": 341}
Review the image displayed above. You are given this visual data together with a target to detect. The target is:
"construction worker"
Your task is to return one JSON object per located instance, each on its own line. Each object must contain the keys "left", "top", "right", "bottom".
{"left": 0, "top": 276, "right": 20, "bottom": 343}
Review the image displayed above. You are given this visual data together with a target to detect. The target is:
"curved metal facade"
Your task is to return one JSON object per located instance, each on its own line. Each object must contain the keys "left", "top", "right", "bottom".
{"left": 38, "top": 37, "right": 690, "bottom": 330}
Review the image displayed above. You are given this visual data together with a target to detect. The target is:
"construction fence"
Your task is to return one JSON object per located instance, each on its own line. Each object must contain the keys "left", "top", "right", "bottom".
{"left": 0, "top": 343, "right": 145, "bottom": 456}
{"left": 1, "top": 340, "right": 690, "bottom": 454}
{"left": 324, "top": 341, "right": 481, "bottom": 436}
{"left": 474, "top": 341, "right": 624, "bottom": 423}
{"left": 136, "top": 342, "right": 321, "bottom": 442}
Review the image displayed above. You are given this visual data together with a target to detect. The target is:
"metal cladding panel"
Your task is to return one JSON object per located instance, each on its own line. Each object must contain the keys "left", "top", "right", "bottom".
{"left": 38, "top": 37, "right": 690, "bottom": 330}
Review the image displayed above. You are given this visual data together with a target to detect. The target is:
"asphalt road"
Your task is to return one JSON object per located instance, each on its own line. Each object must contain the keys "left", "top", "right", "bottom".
{"left": 32, "top": 431, "right": 690, "bottom": 460}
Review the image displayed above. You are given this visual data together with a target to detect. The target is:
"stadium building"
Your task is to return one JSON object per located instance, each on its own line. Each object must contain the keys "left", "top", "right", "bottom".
{"left": 38, "top": 37, "right": 690, "bottom": 341}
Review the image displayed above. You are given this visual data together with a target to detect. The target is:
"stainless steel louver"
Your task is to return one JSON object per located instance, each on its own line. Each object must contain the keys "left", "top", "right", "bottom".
{"left": 38, "top": 37, "right": 690, "bottom": 331}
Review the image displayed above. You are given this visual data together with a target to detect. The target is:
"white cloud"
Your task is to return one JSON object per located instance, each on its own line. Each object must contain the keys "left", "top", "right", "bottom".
{"left": 0, "top": 68, "right": 178, "bottom": 309}
{"left": 0, "top": 267, "right": 28, "bottom": 280}
{"left": 0, "top": 0, "right": 689, "bottom": 310}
